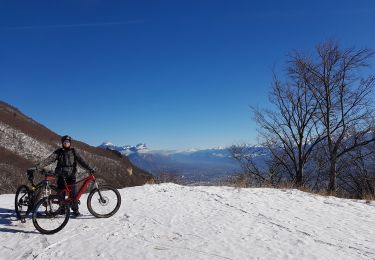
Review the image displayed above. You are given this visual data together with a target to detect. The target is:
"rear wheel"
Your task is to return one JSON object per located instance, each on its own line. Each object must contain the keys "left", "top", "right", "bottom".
{"left": 15, "top": 185, "right": 31, "bottom": 221}
{"left": 87, "top": 185, "right": 121, "bottom": 218}
{"left": 32, "top": 195, "right": 70, "bottom": 235}
{"left": 15, "top": 185, "right": 58, "bottom": 222}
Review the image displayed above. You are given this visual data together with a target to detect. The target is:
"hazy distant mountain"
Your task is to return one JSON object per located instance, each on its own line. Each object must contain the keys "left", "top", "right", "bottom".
{"left": 99, "top": 142, "right": 269, "bottom": 183}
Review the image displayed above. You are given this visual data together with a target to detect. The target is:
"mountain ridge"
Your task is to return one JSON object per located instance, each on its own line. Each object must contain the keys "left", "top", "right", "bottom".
{"left": 0, "top": 100, "right": 154, "bottom": 193}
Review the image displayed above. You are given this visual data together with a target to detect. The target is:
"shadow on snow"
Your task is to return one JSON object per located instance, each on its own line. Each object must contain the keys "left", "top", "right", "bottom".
{"left": 0, "top": 207, "right": 38, "bottom": 234}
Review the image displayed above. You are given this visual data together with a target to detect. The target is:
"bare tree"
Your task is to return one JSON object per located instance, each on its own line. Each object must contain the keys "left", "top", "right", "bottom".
{"left": 252, "top": 64, "right": 324, "bottom": 187}
{"left": 292, "top": 41, "right": 375, "bottom": 192}
{"left": 337, "top": 141, "right": 375, "bottom": 198}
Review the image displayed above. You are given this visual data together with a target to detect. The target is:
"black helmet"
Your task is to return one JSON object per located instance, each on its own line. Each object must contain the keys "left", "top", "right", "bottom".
{"left": 61, "top": 135, "right": 72, "bottom": 144}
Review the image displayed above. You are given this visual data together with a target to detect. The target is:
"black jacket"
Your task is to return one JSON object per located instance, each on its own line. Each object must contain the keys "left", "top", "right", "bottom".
{"left": 36, "top": 148, "right": 93, "bottom": 176}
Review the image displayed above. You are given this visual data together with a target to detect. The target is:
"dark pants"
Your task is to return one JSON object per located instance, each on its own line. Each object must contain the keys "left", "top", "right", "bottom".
{"left": 57, "top": 174, "right": 79, "bottom": 212}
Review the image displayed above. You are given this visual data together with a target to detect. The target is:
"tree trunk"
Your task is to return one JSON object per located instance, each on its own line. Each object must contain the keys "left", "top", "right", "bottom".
{"left": 328, "top": 156, "right": 337, "bottom": 193}
{"left": 295, "top": 164, "right": 303, "bottom": 187}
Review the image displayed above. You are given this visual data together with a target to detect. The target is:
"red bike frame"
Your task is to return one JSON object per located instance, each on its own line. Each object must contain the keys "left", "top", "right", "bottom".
{"left": 61, "top": 174, "right": 97, "bottom": 202}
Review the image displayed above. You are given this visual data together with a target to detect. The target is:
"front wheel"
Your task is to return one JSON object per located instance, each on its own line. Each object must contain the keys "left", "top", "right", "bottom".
{"left": 32, "top": 195, "right": 70, "bottom": 235}
{"left": 87, "top": 185, "right": 121, "bottom": 218}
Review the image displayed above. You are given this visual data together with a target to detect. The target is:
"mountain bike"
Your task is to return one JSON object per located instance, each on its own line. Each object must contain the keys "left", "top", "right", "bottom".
{"left": 15, "top": 169, "right": 58, "bottom": 223}
{"left": 32, "top": 172, "right": 121, "bottom": 234}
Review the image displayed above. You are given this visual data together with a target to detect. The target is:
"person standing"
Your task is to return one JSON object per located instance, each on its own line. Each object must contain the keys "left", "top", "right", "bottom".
{"left": 33, "top": 135, "right": 94, "bottom": 216}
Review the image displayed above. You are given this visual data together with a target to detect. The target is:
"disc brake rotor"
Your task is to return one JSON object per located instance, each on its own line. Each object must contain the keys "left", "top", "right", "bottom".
{"left": 98, "top": 196, "right": 109, "bottom": 206}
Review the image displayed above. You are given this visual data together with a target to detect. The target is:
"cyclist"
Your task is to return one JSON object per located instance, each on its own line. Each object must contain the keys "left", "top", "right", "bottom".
{"left": 31, "top": 135, "right": 94, "bottom": 216}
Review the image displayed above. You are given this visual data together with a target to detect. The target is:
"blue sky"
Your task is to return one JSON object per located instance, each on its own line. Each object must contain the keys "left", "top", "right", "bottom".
{"left": 1, "top": 1, "right": 375, "bottom": 150}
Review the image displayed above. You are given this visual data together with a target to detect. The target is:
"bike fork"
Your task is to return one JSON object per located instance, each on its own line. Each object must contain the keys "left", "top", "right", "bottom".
{"left": 94, "top": 181, "right": 106, "bottom": 204}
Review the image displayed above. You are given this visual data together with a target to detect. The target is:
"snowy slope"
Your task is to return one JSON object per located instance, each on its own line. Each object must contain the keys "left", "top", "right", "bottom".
{"left": 1, "top": 184, "right": 375, "bottom": 260}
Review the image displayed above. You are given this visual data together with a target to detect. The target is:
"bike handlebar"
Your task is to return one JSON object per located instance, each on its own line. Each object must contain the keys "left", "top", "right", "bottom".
{"left": 27, "top": 168, "right": 55, "bottom": 185}
{"left": 27, "top": 168, "right": 94, "bottom": 180}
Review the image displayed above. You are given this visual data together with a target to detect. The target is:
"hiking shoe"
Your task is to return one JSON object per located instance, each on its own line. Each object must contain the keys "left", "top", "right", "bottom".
{"left": 72, "top": 211, "right": 81, "bottom": 217}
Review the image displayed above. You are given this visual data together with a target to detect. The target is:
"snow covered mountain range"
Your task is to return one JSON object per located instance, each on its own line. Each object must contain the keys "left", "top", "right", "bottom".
{"left": 98, "top": 142, "right": 269, "bottom": 182}
{"left": 98, "top": 142, "right": 149, "bottom": 155}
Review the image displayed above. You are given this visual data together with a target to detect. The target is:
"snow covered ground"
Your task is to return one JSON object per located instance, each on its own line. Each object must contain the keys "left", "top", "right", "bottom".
{"left": 1, "top": 183, "right": 375, "bottom": 260}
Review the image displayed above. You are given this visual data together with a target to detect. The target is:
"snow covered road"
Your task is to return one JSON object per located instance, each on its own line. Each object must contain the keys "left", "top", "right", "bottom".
{"left": 1, "top": 183, "right": 374, "bottom": 259}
